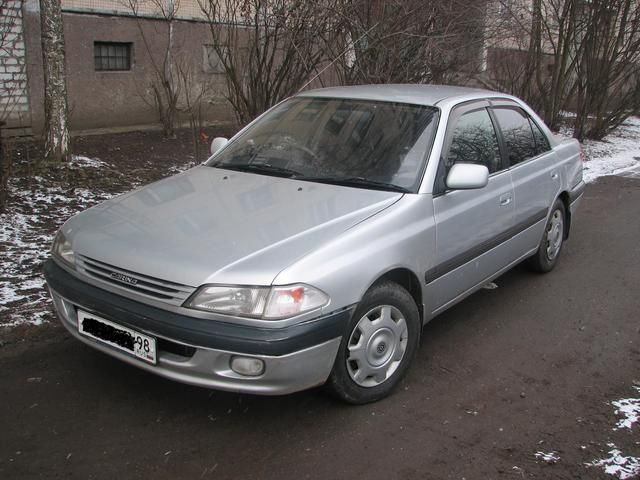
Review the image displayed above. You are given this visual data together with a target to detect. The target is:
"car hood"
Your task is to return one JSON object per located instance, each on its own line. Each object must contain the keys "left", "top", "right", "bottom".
{"left": 65, "top": 166, "right": 402, "bottom": 287}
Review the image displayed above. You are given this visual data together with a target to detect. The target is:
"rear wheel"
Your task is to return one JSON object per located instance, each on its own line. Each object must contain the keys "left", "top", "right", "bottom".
{"left": 527, "top": 199, "right": 566, "bottom": 273}
{"left": 326, "top": 281, "right": 420, "bottom": 404}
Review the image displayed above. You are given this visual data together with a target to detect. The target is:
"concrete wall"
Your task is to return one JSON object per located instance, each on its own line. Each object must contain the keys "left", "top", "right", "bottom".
{"left": 0, "top": 0, "right": 30, "bottom": 132}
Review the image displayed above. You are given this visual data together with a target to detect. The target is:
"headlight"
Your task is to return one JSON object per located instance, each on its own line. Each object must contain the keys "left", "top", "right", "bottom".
{"left": 185, "top": 286, "right": 271, "bottom": 317}
{"left": 185, "top": 283, "right": 329, "bottom": 319}
{"left": 52, "top": 230, "right": 75, "bottom": 267}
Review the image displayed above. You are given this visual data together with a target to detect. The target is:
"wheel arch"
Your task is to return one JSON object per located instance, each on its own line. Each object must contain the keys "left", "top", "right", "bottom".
{"left": 557, "top": 191, "right": 571, "bottom": 239}
{"left": 368, "top": 268, "right": 424, "bottom": 324}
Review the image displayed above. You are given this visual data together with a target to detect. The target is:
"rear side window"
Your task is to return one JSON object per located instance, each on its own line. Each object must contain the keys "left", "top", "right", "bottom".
{"left": 492, "top": 108, "right": 538, "bottom": 165}
{"left": 529, "top": 118, "right": 551, "bottom": 155}
{"left": 445, "top": 108, "right": 501, "bottom": 174}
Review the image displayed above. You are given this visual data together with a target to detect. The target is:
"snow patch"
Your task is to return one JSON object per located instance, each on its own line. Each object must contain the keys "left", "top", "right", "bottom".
{"left": 588, "top": 444, "right": 640, "bottom": 480}
{"left": 613, "top": 386, "right": 640, "bottom": 431}
{"left": 580, "top": 116, "right": 640, "bottom": 183}
{"left": 71, "top": 155, "right": 108, "bottom": 168}
{"left": 535, "top": 451, "right": 560, "bottom": 464}
{"left": 2, "top": 152, "right": 192, "bottom": 328}
{"left": 0, "top": 169, "right": 114, "bottom": 327}
{"left": 1, "top": 310, "right": 52, "bottom": 328}
{"left": 166, "top": 160, "right": 198, "bottom": 175}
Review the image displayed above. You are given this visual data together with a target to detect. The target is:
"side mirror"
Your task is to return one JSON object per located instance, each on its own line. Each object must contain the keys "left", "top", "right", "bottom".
{"left": 445, "top": 163, "right": 489, "bottom": 190}
{"left": 210, "top": 137, "right": 229, "bottom": 156}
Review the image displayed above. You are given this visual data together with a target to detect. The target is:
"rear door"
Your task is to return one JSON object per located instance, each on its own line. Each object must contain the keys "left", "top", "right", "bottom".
{"left": 429, "top": 101, "right": 516, "bottom": 312}
{"left": 490, "top": 102, "right": 561, "bottom": 252}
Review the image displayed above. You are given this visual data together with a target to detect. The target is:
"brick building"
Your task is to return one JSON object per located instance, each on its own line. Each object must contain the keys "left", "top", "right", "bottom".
{"left": 0, "top": 0, "right": 507, "bottom": 137}
{"left": 1, "top": 0, "right": 239, "bottom": 136}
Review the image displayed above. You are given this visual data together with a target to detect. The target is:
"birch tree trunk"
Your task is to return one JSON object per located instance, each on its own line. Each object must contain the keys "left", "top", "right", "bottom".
{"left": 40, "top": 0, "right": 70, "bottom": 163}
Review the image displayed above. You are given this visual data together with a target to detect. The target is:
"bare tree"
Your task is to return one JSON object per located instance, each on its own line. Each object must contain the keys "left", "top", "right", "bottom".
{"left": 573, "top": 0, "right": 640, "bottom": 140}
{"left": 474, "top": 2, "right": 540, "bottom": 106}
{"left": 40, "top": 0, "right": 70, "bottom": 163}
{"left": 327, "top": 0, "right": 487, "bottom": 86}
{"left": 485, "top": 0, "right": 640, "bottom": 140}
{"left": 176, "top": 60, "right": 212, "bottom": 161}
{"left": 124, "top": 0, "right": 182, "bottom": 138}
{"left": 197, "top": 0, "right": 340, "bottom": 124}
{"left": 123, "top": 0, "right": 215, "bottom": 154}
{"left": 483, "top": 0, "right": 585, "bottom": 131}
{"left": 535, "top": 0, "right": 585, "bottom": 131}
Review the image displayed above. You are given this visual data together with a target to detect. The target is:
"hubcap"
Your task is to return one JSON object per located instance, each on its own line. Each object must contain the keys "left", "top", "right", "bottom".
{"left": 545, "top": 209, "right": 564, "bottom": 261}
{"left": 346, "top": 305, "right": 408, "bottom": 388}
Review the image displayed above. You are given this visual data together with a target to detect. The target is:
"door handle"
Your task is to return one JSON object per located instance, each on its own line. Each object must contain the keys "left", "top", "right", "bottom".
{"left": 499, "top": 194, "right": 512, "bottom": 206}
{"left": 551, "top": 170, "right": 559, "bottom": 180}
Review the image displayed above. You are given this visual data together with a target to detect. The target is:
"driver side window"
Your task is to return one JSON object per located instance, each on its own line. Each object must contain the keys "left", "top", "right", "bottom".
{"left": 445, "top": 108, "right": 501, "bottom": 175}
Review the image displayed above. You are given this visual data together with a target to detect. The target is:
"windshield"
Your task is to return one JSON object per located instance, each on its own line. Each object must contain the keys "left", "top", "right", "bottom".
{"left": 206, "top": 97, "right": 439, "bottom": 192}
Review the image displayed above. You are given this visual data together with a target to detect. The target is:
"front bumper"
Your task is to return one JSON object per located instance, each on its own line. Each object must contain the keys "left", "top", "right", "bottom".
{"left": 44, "top": 259, "right": 350, "bottom": 395}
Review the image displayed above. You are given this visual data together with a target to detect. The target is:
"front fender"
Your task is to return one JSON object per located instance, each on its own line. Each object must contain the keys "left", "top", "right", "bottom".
{"left": 273, "top": 195, "right": 436, "bottom": 319}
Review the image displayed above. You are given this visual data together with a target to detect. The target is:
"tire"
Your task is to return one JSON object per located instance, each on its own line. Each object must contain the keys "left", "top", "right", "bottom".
{"left": 527, "top": 199, "right": 566, "bottom": 273}
{"left": 326, "top": 281, "right": 421, "bottom": 404}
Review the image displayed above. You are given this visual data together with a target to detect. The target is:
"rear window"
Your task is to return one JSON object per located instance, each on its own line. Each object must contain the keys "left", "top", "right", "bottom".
{"left": 492, "top": 107, "right": 538, "bottom": 165}
{"left": 529, "top": 118, "right": 551, "bottom": 155}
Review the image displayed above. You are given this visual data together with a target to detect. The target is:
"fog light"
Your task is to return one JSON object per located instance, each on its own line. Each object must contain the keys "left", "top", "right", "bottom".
{"left": 230, "top": 356, "right": 265, "bottom": 376}
{"left": 50, "top": 290, "right": 77, "bottom": 326}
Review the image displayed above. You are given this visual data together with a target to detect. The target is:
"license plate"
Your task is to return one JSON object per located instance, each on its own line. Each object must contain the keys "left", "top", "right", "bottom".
{"left": 78, "top": 311, "right": 157, "bottom": 364}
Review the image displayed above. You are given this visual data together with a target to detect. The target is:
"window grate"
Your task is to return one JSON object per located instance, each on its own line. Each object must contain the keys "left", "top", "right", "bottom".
{"left": 94, "top": 42, "right": 132, "bottom": 71}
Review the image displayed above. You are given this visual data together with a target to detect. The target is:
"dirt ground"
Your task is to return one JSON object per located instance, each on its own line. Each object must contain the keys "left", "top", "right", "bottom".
{"left": 0, "top": 127, "right": 235, "bottom": 329}
{"left": 0, "top": 145, "right": 639, "bottom": 478}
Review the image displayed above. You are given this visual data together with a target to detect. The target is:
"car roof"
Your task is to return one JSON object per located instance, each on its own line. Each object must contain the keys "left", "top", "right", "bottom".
{"left": 296, "top": 84, "right": 511, "bottom": 107}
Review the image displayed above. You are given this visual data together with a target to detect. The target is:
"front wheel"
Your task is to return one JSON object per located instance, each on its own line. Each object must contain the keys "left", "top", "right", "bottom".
{"left": 527, "top": 199, "right": 566, "bottom": 273}
{"left": 326, "top": 281, "right": 421, "bottom": 404}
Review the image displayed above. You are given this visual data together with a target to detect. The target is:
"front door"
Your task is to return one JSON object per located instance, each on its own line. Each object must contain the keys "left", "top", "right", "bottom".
{"left": 429, "top": 102, "right": 516, "bottom": 312}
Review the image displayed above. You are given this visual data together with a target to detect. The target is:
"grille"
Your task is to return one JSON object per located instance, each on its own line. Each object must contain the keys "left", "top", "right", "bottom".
{"left": 76, "top": 255, "right": 195, "bottom": 306}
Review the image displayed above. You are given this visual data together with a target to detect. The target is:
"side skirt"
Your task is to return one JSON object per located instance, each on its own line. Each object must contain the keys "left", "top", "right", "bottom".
{"left": 427, "top": 246, "right": 538, "bottom": 319}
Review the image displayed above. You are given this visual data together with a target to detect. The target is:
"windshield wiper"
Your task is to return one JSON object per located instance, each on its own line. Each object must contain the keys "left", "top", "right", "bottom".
{"left": 212, "top": 165, "right": 410, "bottom": 193}
{"left": 214, "top": 163, "right": 303, "bottom": 178}
{"left": 300, "top": 176, "right": 411, "bottom": 193}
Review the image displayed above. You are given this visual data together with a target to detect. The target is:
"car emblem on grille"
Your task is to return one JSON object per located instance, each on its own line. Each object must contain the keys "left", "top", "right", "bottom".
{"left": 110, "top": 272, "right": 138, "bottom": 286}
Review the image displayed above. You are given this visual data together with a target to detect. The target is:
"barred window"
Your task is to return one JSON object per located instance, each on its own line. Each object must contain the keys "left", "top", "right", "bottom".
{"left": 94, "top": 42, "right": 132, "bottom": 71}
{"left": 203, "top": 44, "right": 229, "bottom": 74}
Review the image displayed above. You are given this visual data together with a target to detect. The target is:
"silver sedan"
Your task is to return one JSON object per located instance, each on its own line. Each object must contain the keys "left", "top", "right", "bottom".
{"left": 45, "top": 85, "right": 584, "bottom": 403}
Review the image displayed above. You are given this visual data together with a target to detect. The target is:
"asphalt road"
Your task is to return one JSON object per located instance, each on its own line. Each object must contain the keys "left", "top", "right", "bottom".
{"left": 1, "top": 175, "right": 639, "bottom": 480}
